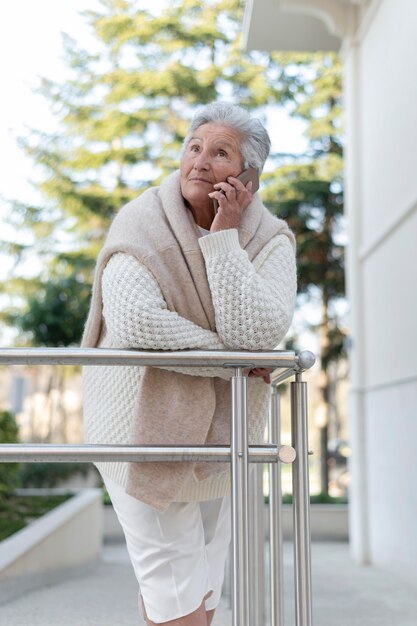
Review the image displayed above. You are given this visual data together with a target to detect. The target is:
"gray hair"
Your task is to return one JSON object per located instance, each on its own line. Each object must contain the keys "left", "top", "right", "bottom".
{"left": 183, "top": 102, "right": 271, "bottom": 172}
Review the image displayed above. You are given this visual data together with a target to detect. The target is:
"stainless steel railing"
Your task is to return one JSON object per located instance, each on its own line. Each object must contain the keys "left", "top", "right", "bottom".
{"left": 0, "top": 347, "right": 315, "bottom": 626}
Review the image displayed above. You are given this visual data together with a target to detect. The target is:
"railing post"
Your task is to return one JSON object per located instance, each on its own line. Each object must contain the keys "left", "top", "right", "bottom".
{"left": 0, "top": 348, "right": 315, "bottom": 624}
{"left": 250, "top": 461, "right": 265, "bottom": 626}
{"left": 269, "top": 387, "right": 285, "bottom": 626}
{"left": 291, "top": 372, "right": 313, "bottom": 626}
{"left": 231, "top": 366, "right": 250, "bottom": 626}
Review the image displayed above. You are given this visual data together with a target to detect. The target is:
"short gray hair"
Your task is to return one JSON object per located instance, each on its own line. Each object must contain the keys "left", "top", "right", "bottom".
{"left": 183, "top": 102, "right": 271, "bottom": 172}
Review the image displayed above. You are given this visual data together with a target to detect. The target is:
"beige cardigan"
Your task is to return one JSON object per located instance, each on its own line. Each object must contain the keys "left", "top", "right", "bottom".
{"left": 82, "top": 171, "right": 294, "bottom": 510}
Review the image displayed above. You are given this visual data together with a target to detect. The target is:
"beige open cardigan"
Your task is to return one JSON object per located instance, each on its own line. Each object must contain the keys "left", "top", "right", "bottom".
{"left": 82, "top": 171, "right": 294, "bottom": 511}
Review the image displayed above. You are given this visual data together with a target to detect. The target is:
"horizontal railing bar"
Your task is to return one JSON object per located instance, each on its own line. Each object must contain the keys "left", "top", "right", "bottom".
{"left": 271, "top": 368, "right": 297, "bottom": 386}
{"left": 0, "top": 443, "right": 292, "bottom": 464}
{"left": 0, "top": 347, "right": 296, "bottom": 369}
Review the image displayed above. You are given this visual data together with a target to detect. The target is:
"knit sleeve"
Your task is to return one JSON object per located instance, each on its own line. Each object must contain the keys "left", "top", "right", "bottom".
{"left": 101, "top": 253, "right": 232, "bottom": 379}
{"left": 198, "top": 229, "right": 297, "bottom": 350}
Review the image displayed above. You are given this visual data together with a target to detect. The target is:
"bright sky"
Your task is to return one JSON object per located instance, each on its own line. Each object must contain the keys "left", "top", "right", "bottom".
{"left": 0, "top": 1, "right": 95, "bottom": 205}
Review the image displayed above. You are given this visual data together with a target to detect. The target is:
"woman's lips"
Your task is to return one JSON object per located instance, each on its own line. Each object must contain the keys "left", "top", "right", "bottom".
{"left": 189, "top": 177, "right": 213, "bottom": 184}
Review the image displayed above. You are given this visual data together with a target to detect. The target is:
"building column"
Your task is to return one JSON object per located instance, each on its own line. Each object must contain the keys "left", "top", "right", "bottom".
{"left": 343, "top": 42, "right": 370, "bottom": 565}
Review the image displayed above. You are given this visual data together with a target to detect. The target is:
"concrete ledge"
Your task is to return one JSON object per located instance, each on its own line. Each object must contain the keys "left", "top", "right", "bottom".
{"left": 0, "top": 489, "right": 103, "bottom": 604}
{"left": 103, "top": 503, "right": 124, "bottom": 543}
{"left": 281, "top": 504, "right": 349, "bottom": 542}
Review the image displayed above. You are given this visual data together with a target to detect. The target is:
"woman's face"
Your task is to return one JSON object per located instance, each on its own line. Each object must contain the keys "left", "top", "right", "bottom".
{"left": 180, "top": 123, "right": 244, "bottom": 214}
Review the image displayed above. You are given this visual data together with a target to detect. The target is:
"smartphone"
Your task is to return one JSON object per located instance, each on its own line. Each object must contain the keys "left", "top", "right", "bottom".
{"left": 213, "top": 167, "right": 260, "bottom": 213}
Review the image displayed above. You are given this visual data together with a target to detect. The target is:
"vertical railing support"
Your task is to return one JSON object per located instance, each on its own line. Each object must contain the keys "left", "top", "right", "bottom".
{"left": 250, "top": 461, "right": 265, "bottom": 625}
{"left": 223, "top": 545, "right": 232, "bottom": 608}
{"left": 0, "top": 348, "right": 316, "bottom": 625}
{"left": 231, "top": 366, "right": 250, "bottom": 626}
{"left": 291, "top": 372, "right": 313, "bottom": 626}
{"left": 269, "top": 388, "right": 285, "bottom": 626}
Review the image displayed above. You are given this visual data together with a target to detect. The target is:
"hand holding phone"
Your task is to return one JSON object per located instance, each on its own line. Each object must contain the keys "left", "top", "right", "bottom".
{"left": 212, "top": 167, "right": 259, "bottom": 213}
{"left": 235, "top": 167, "right": 260, "bottom": 193}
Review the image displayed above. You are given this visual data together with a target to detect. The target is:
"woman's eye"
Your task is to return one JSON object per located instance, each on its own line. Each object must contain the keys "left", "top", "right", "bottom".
{"left": 189, "top": 144, "right": 200, "bottom": 153}
{"left": 217, "top": 150, "right": 227, "bottom": 157}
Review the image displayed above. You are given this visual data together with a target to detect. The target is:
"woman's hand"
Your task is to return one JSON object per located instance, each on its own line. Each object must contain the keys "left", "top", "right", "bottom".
{"left": 209, "top": 176, "right": 253, "bottom": 233}
{"left": 243, "top": 367, "right": 273, "bottom": 384}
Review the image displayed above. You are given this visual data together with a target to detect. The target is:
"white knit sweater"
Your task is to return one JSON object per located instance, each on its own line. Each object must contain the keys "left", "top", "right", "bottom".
{"left": 83, "top": 227, "right": 296, "bottom": 500}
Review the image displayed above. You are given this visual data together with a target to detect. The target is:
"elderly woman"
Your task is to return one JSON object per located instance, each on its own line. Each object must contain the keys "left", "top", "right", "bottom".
{"left": 82, "top": 101, "right": 296, "bottom": 626}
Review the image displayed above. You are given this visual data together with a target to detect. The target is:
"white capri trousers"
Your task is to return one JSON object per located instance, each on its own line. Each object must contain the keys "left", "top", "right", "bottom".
{"left": 103, "top": 475, "right": 232, "bottom": 624}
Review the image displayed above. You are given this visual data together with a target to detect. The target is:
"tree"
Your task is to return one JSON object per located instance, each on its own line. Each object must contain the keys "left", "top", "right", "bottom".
{"left": 1, "top": 0, "right": 315, "bottom": 345}
{"left": 1, "top": 0, "right": 295, "bottom": 443}
{"left": 263, "top": 53, "right": 346, "bottom": 494}
{"left": 1, "top": 1, "right": 346, "bottom": 490}
{"left": 0, "top": 411, "right": 21, "bottom": 498}
{"left": 8, "top": 0, "right": 287, "bottom": 271}
{"left": 1, "top": 256, "right": 92, "bottom": 442}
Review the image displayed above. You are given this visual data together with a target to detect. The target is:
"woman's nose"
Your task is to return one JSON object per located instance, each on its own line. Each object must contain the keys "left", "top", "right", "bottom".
{"left": 193, "top": 151, "right": 210, "bottom": 170}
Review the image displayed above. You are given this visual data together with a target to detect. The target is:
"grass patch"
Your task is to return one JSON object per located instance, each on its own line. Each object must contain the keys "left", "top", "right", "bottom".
{"left": 102, "top": 490, "right": 112, "bottom": 506}
{"left": 281, "top": 492, "right": 348, "bottom": 505}
{"left": 0, "top": 494, "right": 72, "bottom": 542}
{"left": 264, "top": 492, "right": 348, "bottom": 505}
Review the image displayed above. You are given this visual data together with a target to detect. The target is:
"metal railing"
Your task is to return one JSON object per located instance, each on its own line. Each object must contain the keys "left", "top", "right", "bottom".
{"left": 0, "top": 347, "right": 315, "bottom": 626}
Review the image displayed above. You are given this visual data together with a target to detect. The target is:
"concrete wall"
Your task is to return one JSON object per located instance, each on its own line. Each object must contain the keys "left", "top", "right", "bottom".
{"left": 366, "top": 380, "right": 417, "bottom": 578}
{"left": 345, "top": 0, "right": 417, "bottom": 579}
{"left": 0, "top": 489, "right": 103, "bottom": 604}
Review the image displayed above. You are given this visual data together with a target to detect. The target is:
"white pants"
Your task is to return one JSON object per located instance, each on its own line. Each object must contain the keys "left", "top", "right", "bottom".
{"left": 103, "top": 475, "right": 232, "bottom": 624}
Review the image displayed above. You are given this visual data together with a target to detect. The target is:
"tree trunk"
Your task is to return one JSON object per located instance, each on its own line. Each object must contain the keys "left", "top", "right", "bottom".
{"left": 319, "top": 424, "right": 329, "bottom": 495}
{"left": 318, "top": 298, "right": 331, "bottom": 495}
{"left": 44, "top": 365, "right": 57, "bottom": 443}
{"left": 57, "top": 368, "right": 68, "bottom": 443}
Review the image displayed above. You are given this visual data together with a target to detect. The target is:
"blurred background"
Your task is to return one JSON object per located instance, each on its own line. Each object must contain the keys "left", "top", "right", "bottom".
{"left": 0, "top": 0, "right": 349, "bottom": 503}
{"left": 1, "top": 0, "right": 416, "bottom": 591}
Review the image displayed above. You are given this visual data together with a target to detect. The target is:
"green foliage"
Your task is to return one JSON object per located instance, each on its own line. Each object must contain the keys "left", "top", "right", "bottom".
{"left": 264, "top": 54, "right": 344, "bottom": 302}
{"left": 1, "top": 1, "right": 346, "bottom": 493}
{"left": 0, "top": 494, "right": 72, "bottom": 542}
{"left": 2, "top": 1, "right": 346, "bottom": 358}
{"left": 261, "top": 53, "right": 346, "bottom": 494}
{"left": 0, "top": 411, "right": 19, "bottom": 442}
{"left": 0, "top": 411, "right": 21, "bottom": 498}
{"left": 19, "top": 463, "right": 92, "bottom": 488}
{"left": 3, "top": 0, "right": 291, "bottom": 345}
{"left": 281, "top": 492, "right": 348, "bottom": 505}
{"left": 5, "top": 274, "right": 92, "bottom": 347}
{"left": 263, "top": 165, "right": 344, "bottom": 297}
{"left": 102, "top": 489, "right": 112, "bottom": 506}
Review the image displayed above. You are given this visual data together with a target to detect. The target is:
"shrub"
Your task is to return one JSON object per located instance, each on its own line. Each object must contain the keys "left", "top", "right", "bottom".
{"left": 0, "top": 410, "right": 21, "bottom": 497}
{"left": 281, "top": 492, "right": 348, "bottom": 505}
{"left": 20, "top": 462, "right": 92, "bottom": 488}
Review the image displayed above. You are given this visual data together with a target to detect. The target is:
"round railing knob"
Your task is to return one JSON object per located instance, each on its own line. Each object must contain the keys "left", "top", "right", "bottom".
{"left": 278, "top": 445, "right": 296, "bottom": 464}
{"left": 297, "top": 350, "right": 316, "bottom": 371}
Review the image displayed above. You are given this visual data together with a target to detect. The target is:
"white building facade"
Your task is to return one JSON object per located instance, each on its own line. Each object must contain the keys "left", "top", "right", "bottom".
{"left": 243, "top": 0, "right": 417, "bottom": 581}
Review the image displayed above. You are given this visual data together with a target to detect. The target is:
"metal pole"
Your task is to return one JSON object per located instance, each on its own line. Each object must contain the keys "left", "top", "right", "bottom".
{"left": 0, "top": 443, "right": 288, "bottom": 464}
{"left": 0, "top": 347, "right": 296, "bottom": 369}
{"left": 250, "top": 462, "right": 265, "bottom": 626}
{"left": 223, "top": 545, "right": 232, "bottom": 608}
{"left": 269, "top": 388, "right": 285, "bottom": 626}
{"left": 231, "top": 367, "right": 250, "bottom": 626}
{"left": 270, "top": 368, "right": 296, "bottom": 386}
{"left": 291, "top": 373, "right": 313, "bottom": 626}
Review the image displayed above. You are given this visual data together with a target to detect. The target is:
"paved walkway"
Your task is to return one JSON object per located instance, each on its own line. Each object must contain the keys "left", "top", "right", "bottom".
{"left": 1, "top": 541, "right": 417, "bottom": 625}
